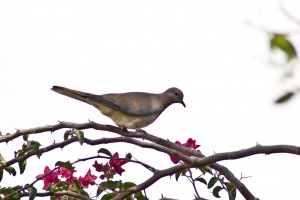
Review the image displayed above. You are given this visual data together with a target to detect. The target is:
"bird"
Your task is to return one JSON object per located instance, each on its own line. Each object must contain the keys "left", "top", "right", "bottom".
{"left": 51, "top": 86, "right": 185, "bottom": 131}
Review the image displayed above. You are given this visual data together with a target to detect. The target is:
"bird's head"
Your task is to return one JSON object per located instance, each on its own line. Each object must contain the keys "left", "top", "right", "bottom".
{"left": 164, "top": 87, "right": 186, "bottom": 108}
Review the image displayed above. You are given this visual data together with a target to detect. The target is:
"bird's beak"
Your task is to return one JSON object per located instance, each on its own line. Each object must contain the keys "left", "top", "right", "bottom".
{"left": 181, "top": 101, "right": 186, "bottom": 108}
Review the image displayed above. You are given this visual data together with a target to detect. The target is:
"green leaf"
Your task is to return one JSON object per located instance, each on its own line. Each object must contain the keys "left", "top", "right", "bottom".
{"left": 5, "top": 166, "right": 16, "bottom": 176}
{"left": 51, "top": 182, "right": 68, "bottom": 192}
{"left": 175, "top": 171, "right": 181, "bottom": 181}
{"left": 207, "top": 177, "right": 218, "bottom": 189}
{"left": 0, "top": 154, "right": 6, "bottom": 165}
{"left": 125, "top": 196, "right": 133, "bottom": 200}
{"left": 117, "top": 180, "right": 122, "bottom": 188}
{"left": 195, "top": 177, "right": 207, "bottom": 185}
{"left": 50, "top": 195, "right": 56, "bottom": 200}
{"left": 80, "top": 189, "right": 89, "bottom": 197}
{"left": 19, "top": 160, "right": 27, "bottom": 174}
{"left": 23, "top": 134, "right": 29, "bottom": 141}
{"left": 0, "top": 187, "right": 13, "bottom": 195}
{"left": 105, "top": 180, "right": 119, "bottom": 190}
{"left": 135, "top": 191, "right": 147, "bottom": 200}
{"left": 224, "top": 182, "right": 234, "bottom": 191}
{"left": 270, "top": 34, "right": 297, "bottom": 61}
{"left": 22, "top": 143, "right": 27, "bottom": 151}
{"left": 230, "top": 187, "right": 237, "bottom": 200}
{"left": 275, "top": 92, "right": 295, "bottom": 104}
{"left": 27, "top": 141, "right": 41, "bottom": 151}
{"left": 54, "top": 181, "right": 68, "bottom": 188}
{"left": 55, "top": 161, "right": 73, "bottom": 172}
{"left": 98, "top": 148, "right": 112, "bottom": 157}
{"left": 198, "top": 166, "right": 212, "bottom": 175}
{"left": 72, "top": 180, "right": 83, "bottom": 190}
{"left": 64, "top": 130, "right": 71, "bottom": 141}
{"left": 0, "top": 170, "right": 3, "bottom": 182}
{"left": 17, "top": 149, "right": 25, "bottom": 157}
{"left": 73, "top": 130, "right": 84, "bottom": 145}
{"left": 13, "top": 185, "right": 23, "bottom": 191}
{"left": 101, "top": 193, "right": 117, "bottom": 200}
{"left": 10, "top": 192, "right": 21, "bottom": 200}
{"left": 203, "top": 166, "right": 212, "bottom": 174}
{"left": 121, "top": 182, "right": 136, "bottom": 191}
{"left": 0, "top": 187, "right": 21, "bottom": 200}
{"left": 125, "top": 153, "right": 132, "bottom": 160}
{"left": 28, "top": 186, "right": 37, "bottom": 200}
{"left": 97, "top": 186, "right": 105, "bottom": 197}
{"left": 224, "top": 182, "right": 236, "bottom": 200}
{"left": 212, "top": 186, "right": 222, "bottom": 198}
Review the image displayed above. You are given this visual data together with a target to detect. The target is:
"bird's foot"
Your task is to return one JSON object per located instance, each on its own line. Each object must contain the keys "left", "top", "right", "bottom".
{"left": 134, "top": 128, "right": 147, "bottom": 133}
{"left": 120, "top": 126, "right": 128, "bottom": 132}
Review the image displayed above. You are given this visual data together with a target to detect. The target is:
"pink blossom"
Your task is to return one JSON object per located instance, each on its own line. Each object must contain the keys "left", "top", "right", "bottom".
{"left": 36, "top": 166, "right": 60, "bottom": 190}
{"left": 78, "top": 169, "right": 97, "bottom": 188}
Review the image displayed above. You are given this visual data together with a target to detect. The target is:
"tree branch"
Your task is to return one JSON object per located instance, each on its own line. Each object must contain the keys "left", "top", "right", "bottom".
{"left": 4, "top": 121, "right": 299, "bottom": 200}
{"left": 74, "top": 155, "right": 157, "bottom": 173}
{"left": 279, "top": 0, "right": 300, "bottom": 26}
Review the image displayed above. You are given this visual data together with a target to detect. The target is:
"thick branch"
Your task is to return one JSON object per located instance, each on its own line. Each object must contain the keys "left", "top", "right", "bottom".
{"left": 113, "top": 143, "right": 300, "bottom": 200}
{"left": 0, "top": 136, "right": 190, "bottom": 171}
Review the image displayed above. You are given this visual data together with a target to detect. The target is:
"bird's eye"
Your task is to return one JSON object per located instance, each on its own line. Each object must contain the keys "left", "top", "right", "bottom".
{"left": 175, "top": 92, "right": 179, "bottom": 96}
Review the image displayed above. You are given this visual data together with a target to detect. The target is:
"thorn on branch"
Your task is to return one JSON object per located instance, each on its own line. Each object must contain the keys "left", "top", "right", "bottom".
{"left": 240, "top": 172, "right": 252, "bottom": 180}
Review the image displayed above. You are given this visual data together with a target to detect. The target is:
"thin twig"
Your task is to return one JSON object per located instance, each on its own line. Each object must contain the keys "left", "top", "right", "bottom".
{"left": 187, "top": 168, "right": 200, "bottom": 198}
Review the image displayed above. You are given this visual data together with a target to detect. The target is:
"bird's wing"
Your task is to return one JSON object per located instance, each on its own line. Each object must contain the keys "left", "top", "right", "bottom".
{"left": 95, "top": 92, "right": 160, "bottom": 116}
{"left": 52, "top": 86, "right": 160, "bottom": 116}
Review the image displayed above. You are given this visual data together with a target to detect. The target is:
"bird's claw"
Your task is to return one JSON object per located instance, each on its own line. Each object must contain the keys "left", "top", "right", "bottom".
{"left": 134, "top": 128, "right": 147, "bottom": 134}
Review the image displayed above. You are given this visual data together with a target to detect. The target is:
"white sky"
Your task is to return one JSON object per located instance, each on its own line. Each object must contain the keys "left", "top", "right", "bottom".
{"left": 1, "top": 0, "right": 300, "bottom": 199}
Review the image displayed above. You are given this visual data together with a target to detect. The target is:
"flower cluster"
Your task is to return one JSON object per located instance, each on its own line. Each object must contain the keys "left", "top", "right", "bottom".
{"left": 36, "top": 152, "right": 128, "bottom": 193}
{"left": 92, "top": 152, "right": 128, "bottom": 180}
{"left": 170, "top": 138, "right": 201, "bottom": 164}
{"left": 36, "top": 165, "right": 96, "bottom": 190}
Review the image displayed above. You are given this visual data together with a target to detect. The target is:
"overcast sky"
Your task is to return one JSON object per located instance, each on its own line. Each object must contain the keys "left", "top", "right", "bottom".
{"left": 1, "top": 1, "right": 300, "bottom": 199}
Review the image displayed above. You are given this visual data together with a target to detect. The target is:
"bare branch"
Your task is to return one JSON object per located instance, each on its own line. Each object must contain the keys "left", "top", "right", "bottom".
{"left": 279, "top": 0, "right": 300, "bottom": 26}
{"left": 75, "top": 155, "right": 157, "bottom": 173}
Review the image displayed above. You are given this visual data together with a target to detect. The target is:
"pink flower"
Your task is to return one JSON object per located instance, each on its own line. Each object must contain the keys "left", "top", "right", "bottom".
{"left": 170, "top": 155, "right": 180, "bottom": 164}
{"left": 183, "top": 138, "right": 200, "bottom": 149}
{"left": 170, "top": 138, "right": 201, "bottom": 164}
{"left": 36, "top": 166, "right": 60, "bottom": 190}
{"left": 59, "top": 167, "right": 77, "bottom": 182}
{"left": 109, "top": 152, "right": 127, "bottom": 176}
{"left": 99, "top": 174, "right": 106, "bottom": 180}
{"left": 78, "top": 169, "right": 97, "bottom": 188}
{"left": 92, "top": 160, "right": 103, "bottom": 172}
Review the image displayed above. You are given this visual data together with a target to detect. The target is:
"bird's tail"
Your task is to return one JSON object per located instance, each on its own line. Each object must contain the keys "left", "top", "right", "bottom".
{"left": 51, "top": 86, "right": 90, "bottom": 103}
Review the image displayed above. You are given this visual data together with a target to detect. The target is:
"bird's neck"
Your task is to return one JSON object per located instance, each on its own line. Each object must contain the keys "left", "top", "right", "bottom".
{"left": 157, "top": 93, "right": 173, "bottom": 112}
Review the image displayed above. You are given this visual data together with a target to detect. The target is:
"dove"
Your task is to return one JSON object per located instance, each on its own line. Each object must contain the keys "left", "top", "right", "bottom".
{"left": 51, "top": 86, "right": 185, "bottom": 130}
